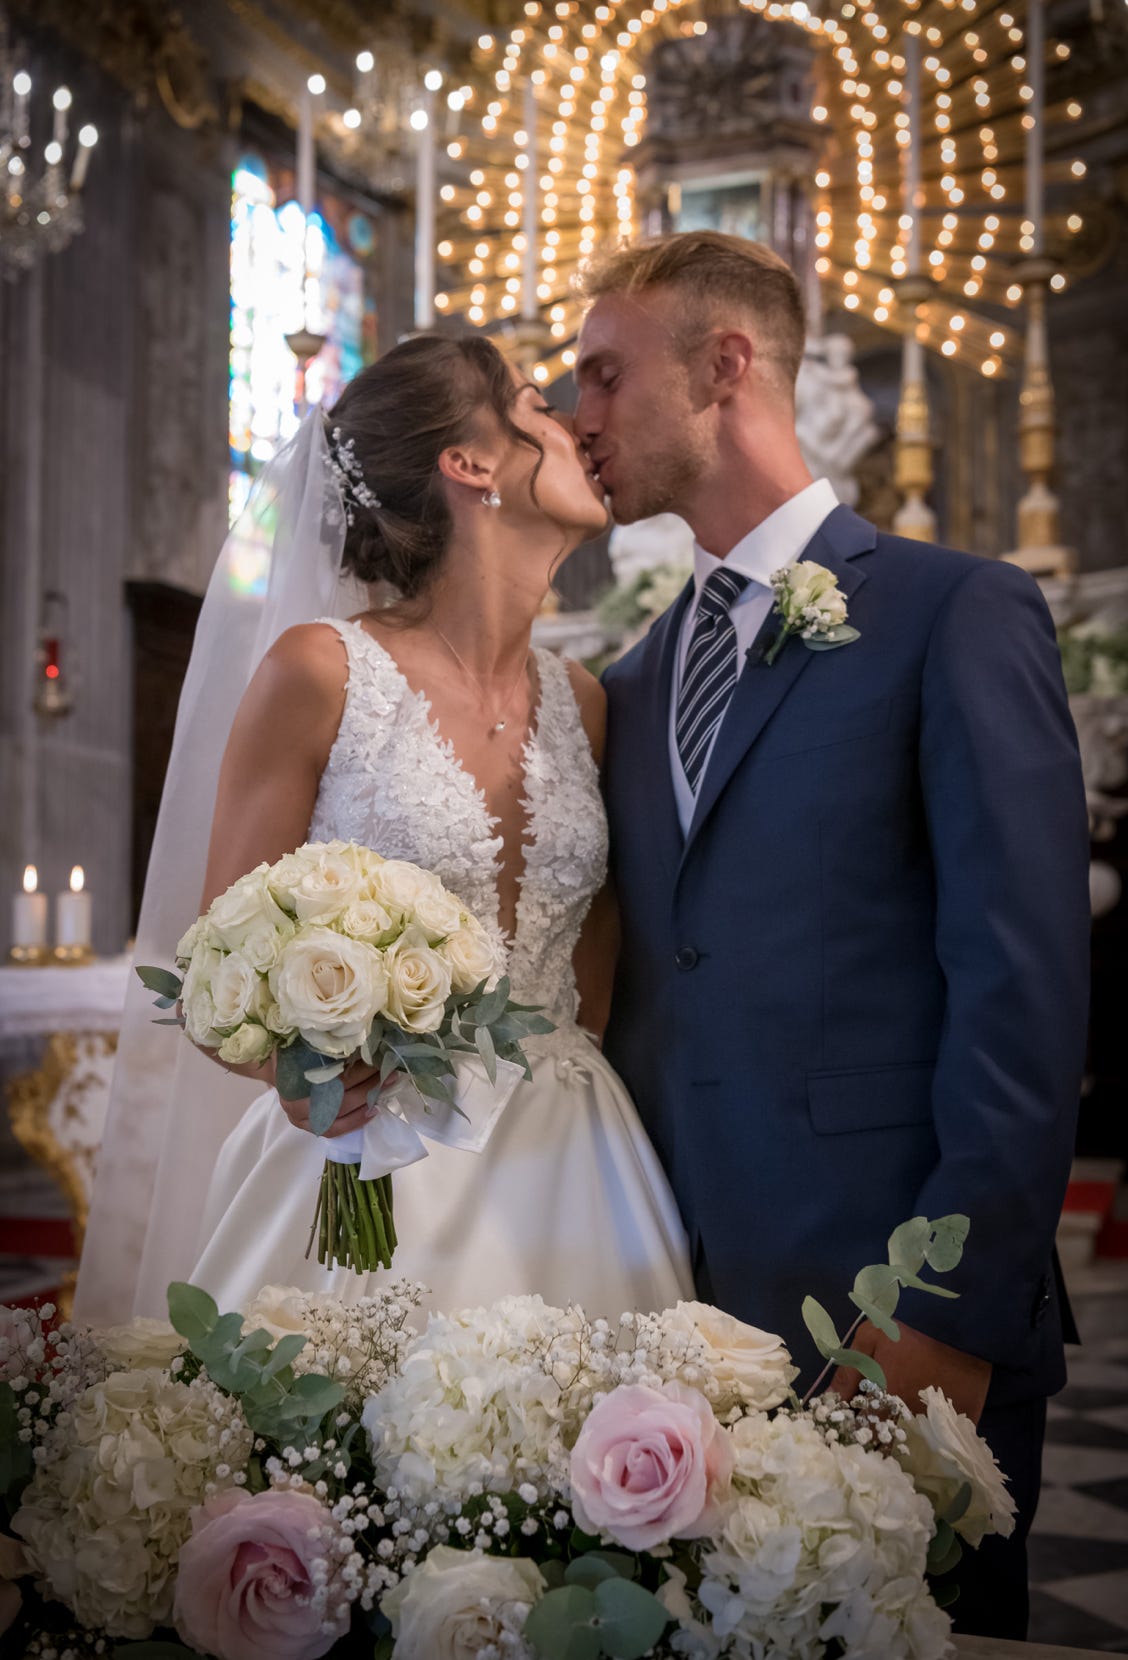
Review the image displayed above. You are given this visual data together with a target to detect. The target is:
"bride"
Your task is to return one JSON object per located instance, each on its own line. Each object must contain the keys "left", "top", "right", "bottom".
{"left": 80, "top": 334, "right": 692, "bottom": 1321}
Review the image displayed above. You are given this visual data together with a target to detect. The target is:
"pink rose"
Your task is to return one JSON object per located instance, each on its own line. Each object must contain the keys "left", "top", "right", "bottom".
{"left": 173, "top": 1489, "right": 349, "bottom": 1660}
{"left": 569, "top": 1381, "right": 734, "bottom": 1551}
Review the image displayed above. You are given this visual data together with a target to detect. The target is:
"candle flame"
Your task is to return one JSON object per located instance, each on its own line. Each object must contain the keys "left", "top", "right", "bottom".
{"left": 22, "top": 864, "right": 37, "bottom": 894}
{"left": 69, "top": 865, "right": 84, "bottom": 893}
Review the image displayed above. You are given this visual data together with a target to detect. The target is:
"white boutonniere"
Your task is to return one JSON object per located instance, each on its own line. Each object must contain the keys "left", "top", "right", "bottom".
{"left": 763, "top": 562, "right": 860, "bottom": 666}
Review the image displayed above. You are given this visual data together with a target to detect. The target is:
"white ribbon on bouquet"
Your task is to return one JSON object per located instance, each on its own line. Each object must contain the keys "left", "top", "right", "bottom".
{"left": 321, "top": 1054, "right": 527, "bottom": 1180}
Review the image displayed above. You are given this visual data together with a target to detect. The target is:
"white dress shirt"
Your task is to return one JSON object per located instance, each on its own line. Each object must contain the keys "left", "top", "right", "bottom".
{"left": 669, "top": 478, "right": 839, "bottom": 834}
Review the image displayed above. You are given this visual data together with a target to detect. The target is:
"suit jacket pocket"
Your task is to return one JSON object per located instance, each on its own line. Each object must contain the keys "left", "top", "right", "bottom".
{"left": 807, "top": 1063, "right": 934, "bottom": 1135}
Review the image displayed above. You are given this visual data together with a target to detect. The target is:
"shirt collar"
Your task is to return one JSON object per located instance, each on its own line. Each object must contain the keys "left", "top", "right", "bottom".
{"left": 691, "top": 477, "right": 839, "bottom": 602}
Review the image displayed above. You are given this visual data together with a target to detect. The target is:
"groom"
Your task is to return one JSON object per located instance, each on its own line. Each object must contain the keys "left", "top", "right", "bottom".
{"left": 574, "top": 231, "right": 1090, "bottom": 1639}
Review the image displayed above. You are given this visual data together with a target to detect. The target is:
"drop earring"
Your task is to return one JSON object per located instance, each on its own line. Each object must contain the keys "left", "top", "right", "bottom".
{"left": 481, "top": 489, "right": 501, "bottom": 508}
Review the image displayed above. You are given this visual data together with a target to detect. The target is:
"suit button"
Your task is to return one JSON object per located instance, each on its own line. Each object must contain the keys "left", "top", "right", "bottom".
{"left": 1032, "top": 1274, "right": 1052, "bottom": 1328}
{"left": 675, "top": 947, "right": 700, "bottom": 972}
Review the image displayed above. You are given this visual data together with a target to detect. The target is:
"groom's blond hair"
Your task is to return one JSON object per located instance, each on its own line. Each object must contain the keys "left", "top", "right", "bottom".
{"left": 575, "top": 230, "right": 806, "bottom": 395}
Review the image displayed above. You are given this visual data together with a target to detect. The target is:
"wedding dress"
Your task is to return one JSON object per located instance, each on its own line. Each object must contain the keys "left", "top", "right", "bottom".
{"left": 190, "top": 620, "right": 693, "bottom": 1316}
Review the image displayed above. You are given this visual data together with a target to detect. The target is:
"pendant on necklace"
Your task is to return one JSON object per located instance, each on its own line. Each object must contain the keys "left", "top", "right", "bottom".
{"left": 493, "top": 720, "right": 506, "bottom": 734}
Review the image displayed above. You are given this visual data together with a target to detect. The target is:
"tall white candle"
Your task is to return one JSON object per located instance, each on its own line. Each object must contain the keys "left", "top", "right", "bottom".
{"left": 1025, "top": 0, "right": 1045, "bottom": 256}
{"left": 297, "top": 83, "right": 315, "bottom": 215}
{"left": 12, "top": 864, "right": 47, "bottom": 951}
{"left": 903, "top": 30, "right": 922, "bottom": 275}
{"left": 70, "top": 125, "right": 97, "bottom": 192}
{"left": 52, "top": 86, "right": 71, "bottom": 149}
{"left": 55, "top": 865, "right": 92, "bottom": 952}
{"left": 12, "top": 70, "right": 30, "bottom": 150}
{"left": 414, "top": 74, "right": 438, "bottom": 330}
{"left": 522, "top": 77, "right": 539, "bottom": 321}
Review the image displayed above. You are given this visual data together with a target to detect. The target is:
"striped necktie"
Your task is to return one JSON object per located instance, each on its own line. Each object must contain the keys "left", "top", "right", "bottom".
{"left": 675, "top": 566, "right": 751, "bottom": 795}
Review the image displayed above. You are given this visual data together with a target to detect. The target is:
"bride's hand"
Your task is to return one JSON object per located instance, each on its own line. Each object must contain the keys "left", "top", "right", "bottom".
{"left": 278, "top": 1058, "right": 384, "bottom": 1139}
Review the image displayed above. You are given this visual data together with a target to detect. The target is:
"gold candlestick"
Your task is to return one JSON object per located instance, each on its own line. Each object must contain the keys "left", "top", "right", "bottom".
{"left": 1003, "top": 257, "right": 1075, "bottom": 578}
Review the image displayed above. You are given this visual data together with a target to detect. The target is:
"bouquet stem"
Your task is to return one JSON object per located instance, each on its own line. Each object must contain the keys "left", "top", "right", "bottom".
{"left": 307, "top": 1164, "right": 395, "bottom": 1273}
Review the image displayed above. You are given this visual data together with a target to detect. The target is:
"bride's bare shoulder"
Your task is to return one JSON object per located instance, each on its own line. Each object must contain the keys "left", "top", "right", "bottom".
{"left": 259, "top": 621, "right": 350, "bottom": 693}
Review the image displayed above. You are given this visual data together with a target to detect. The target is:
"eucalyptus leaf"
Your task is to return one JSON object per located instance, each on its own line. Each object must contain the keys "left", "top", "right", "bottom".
{"left": 304, "top": 1061, "right": 345, "bottom": 1085}
{"left": 942, "top": 1481, "right": 973, "bottom": 1526}
{"left": 897, "top": 1270, "right": 959, "bottom": 1299}
{"left": 475, "top": 1021, "right": 498, "bottom": 1084}
{"left": 592, "top": 1577, "right": 670, "bottom": 1659}
{"left": 565, "top": 1556, "right": 621, "bottom": 1590}
{"left": 261, "top": 1332, "right": 308, "bottom": 1380}
{"left": 308, "top": 1075, "right": 345, "bottom": 1135}
{"left": 135, "top": 965, "right": 183, "bottom": 1000}
{"left": 151, "top": 1016, "right": 184, "bottom": 1026}
{"left": 802, "top": 1295, "right": 842, "bottom": 1358}
{"left": 926, "top": 1214, "right": 970, "bottom": 1273}
{"left": 523, "top": 1585, "right": 601, "bottom": 1660}
{"left": 853, "top": 1262, "right": 901, "bottom": 1314}
{"left": 153, "top": 995, "right": 179, "bottom": 1010}
{"left": 167, "top": 1281, "right": 218, "bottom": 1345}
{"left": 803, "top": 626, "right": 861, "bottom": 653}
{"left": 847, "top": 1295, "right": 901, "bottom": 1342}
{"left": 829, "top": 1346, "right": 888, "bottom": 1389}
{"left": 275, "top": 1040, "right": 322, "bottom": 1102}
{"left": 887, "top": 1217, "right": 931, "bottom": 1277}
{"left": 932, "top": 1579, "right": 960, "bottom": 1609}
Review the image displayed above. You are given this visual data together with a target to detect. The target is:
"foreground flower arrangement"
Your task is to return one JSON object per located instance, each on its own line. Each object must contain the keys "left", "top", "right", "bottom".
{"left": 0, "top": 1218, "right": 1015, "bottom": 1659}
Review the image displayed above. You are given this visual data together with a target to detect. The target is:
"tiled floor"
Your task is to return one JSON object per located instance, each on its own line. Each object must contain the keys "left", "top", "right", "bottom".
{"left": 1030, "top": 1262, "right": 1128, "bottom": 1651}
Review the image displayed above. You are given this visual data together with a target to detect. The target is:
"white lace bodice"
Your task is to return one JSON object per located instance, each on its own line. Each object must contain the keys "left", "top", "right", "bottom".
{"left": 309, "top": 620, "right": 608, "bottom": 1058}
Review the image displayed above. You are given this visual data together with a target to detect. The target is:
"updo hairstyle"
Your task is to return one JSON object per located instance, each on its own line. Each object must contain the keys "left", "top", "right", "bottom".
{"left": 326, "top": 334, "right": 545, "bottom": 603}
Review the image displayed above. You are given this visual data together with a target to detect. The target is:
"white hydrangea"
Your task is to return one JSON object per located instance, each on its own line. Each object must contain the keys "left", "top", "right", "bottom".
{"left": 363, "top": 1297, "right": 590, "bottom": 1498}
{"left": 12, "top": 1368, "right": 251, "bottom": 1638}
{"left": 675, "top": 1411, "right": 947, "bottom": 1660}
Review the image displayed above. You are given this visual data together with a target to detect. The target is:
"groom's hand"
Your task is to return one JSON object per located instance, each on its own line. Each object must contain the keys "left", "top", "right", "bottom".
{"left": 828, "top": 1320, "right": 992, "bottom": 1424}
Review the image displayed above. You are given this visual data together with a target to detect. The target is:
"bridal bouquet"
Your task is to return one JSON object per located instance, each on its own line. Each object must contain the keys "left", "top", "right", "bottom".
{"left": 139, "top": 840, "right": 552, "bottom": 1273}
{"left": 0, "top": 1217, "right": 1016, "bottom": 1659}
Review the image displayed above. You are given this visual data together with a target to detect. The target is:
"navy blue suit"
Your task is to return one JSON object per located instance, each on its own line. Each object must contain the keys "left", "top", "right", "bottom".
{"left": 602, "top": 506, "right": 1090, "bottom": 1634}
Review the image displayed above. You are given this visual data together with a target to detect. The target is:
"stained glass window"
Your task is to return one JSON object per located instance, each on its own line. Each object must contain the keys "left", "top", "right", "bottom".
{"left": 228, "top": 152, "right": 378, "bottom": 581}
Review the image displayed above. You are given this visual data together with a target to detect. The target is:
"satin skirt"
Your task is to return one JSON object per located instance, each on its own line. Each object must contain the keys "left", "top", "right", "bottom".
{"left": 190, "top": 1037, "right": 694, "bottom": 1320}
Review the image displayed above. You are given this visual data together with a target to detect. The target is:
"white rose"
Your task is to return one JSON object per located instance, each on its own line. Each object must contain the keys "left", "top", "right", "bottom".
{"left": 205, "top": 867, "right": 293, "bottom": 963}
{"left": 383, "top": 926, "right": 453, "bottom": 1034}
{"left": 368, "top": 858, "right": 444, "bottom": 917}
{"left": 439, "top": 922, "right": 506, "bottom": 994}
{"left": 664, "top": 1302, "right": 798, "bottom": 1411}
{"left": 410, "top": 884, "right": 468, "bottom": 944}
{"left": 175, "top": 917, "right": 204, "bottom": 964}
{"left": 382, "top": 1546, "right": 544, "bottom": 1660}
{"left": 337, "top": 895, "right": 399, "bottom": 944}
{"left": 242, "top": 1285, "right": 310, "bottom": 1343}
{"left": 208, "top": 951, "right": 260, "bottom": 1030}
{"left": 217, "top": 1022, "right": 274, "bottom": 1067}
{"left": 276, "top": 846, "right": 368, "bottom": 925}
{"left": 98, "top": 1319, "right": 186, "bottom": 1371}
{"left": 897, "top": 1387, "right": 1016, "bottom": 1546}
{"left": 269, "top": 927, "right": 388, "bottom": 1057}
{"left": 181, "top": 945, "right": 223, "bottom": 1048}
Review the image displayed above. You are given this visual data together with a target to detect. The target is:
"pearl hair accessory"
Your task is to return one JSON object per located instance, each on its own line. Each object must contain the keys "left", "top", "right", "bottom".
{"left": 326, "top": 425, "right": 382, "bottom": 525}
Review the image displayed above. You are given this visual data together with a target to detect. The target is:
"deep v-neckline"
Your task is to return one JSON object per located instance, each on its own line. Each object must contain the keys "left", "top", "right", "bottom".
{"left": 342, "top": 619, "right": 543, "bottom": 942}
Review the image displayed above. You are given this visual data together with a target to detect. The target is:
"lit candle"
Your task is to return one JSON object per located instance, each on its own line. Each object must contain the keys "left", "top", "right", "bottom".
{"left": 12, "top": 864, "right": 47, "bottom": 954}
{"left": 55, "top": 865, "right": 92, "bottom": 955}
{"left": 70, "top": 124, "right": 97, "bottom": 192}
{"left": 521, "top": 77, "right": 539, "bottom": 321}
{"left": 12, "top": 70, "right": 30, "bottom": 150}
{"left": 414, "top": 72, "right": 440, "bottom": 330}
{"left": 903, "top": 30, "right": 922, "bottom": 276}
{"left": 1025, "top": 0, "right": 1045, "bottom": 256}
{"left": 52, "top": 85, "right": 71, "bottom": 149}
{"left": 297, "top": 80, "right": 317, "bottom": 215}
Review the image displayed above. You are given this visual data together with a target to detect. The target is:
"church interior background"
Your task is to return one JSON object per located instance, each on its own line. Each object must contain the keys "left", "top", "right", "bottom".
{"left": 1, "top": 0, "right": 1128, "bottom": 1644}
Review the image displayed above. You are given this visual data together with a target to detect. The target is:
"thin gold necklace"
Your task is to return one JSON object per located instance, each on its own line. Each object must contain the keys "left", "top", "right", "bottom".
{"left": 432, "top": 627, "right": 531, "bottom": 737}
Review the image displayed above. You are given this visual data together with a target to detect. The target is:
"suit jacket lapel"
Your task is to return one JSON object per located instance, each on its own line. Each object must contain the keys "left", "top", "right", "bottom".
{"left": 680, "top": 507, "right": 877, "bottom": 864}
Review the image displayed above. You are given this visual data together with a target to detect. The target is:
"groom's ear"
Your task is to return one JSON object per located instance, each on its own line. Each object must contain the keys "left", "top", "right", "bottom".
{"left": 702, "top": 328, "right": 756, "bottom": 405}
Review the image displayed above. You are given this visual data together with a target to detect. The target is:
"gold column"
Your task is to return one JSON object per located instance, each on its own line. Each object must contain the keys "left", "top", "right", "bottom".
{"left": 1002, "top": 257, "right": 1074, "bottom": 576}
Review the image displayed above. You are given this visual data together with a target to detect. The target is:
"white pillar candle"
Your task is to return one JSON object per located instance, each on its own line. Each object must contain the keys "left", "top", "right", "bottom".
{"left": 521, "top": 77, "right": 539, "bottom": 322}
{"left": 70, "top": 125, "right": 97, "bottom": 191}
{"left": 12, "top": 70, "right": 30, "bottom": 150}
{"left": 414, "top": 74, "right": 438, "bottom": 330}
{"left": 1025, "top": 0, "right": 1045, "bottom": 256}
{"left": 297, "top": 83, "right": 315, "bottom": 215}
{"left": 903, "top": 31, "right": 922, "bottom": 275}
{"left": 52, "top": 86, "right": 71, "bottom": 149}
{"left": 55, "top": 865, "right": 91, "bottom": 951}
{"left": 12, "top": 865, "right": 47, "bottom": 950}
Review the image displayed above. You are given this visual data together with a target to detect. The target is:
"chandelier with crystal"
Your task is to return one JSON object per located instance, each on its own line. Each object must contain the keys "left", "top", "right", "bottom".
{"left": 1, "top": 12, "right": 98, "bottom": 280}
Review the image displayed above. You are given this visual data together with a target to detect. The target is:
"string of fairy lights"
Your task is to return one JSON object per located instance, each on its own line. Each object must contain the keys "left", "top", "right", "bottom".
{"left": 333, "top": 0, "right": 1088, "bottom": 384}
